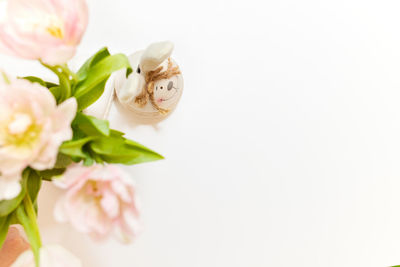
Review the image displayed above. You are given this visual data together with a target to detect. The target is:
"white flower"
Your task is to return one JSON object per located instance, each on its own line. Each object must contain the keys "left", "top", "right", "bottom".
{"left": 0, "top": 78, "right": 77, "bottom": 200}
{"left": 10, "top": 244, "right": 81, "bottom": 267}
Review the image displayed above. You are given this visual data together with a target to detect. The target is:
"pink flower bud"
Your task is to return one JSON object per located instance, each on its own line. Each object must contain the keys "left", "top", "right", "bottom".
{"left": 0, "top": 0, "right": 88, "bottom": 65}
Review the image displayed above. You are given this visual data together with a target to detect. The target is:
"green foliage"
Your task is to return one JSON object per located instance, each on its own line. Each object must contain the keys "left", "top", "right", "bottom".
{"left": 27, "top": 171, "right": 42, "bottom": 204}
{"left": 0, "top": 215, "right": 11, "bottom": 250}
{"left": 0, "top": 171, "right": 28, "bottom": 217}
{"left": 76, "top": 47, "right": 110, "bottom": 81}
{"left": 20, "top": 76, "right": 58, "bottom": 88}
{"left": 0, "top": 49, "right": 164, "bottom": 258}
{"left": 49, "top": 86, "right": 62, "bottom": 102}
{"left": 0, "top": 189, "right": 25, "bottom": 217}
{"left": 16, "top": 198, "right": 41, "bottom": 266}
{"left": 72, "top": 112, "right": 110, "bottom": 137}
{"left": 10, "top": 181, "right": 42, "bottom": 266}
{"left": 20, "top": 76, "right": 62, "bottom": 103}
{"left": 0, "top": 169, "right": 43, "bottom": 253}
{"left": 0, "top": 168, "right": 44, "bottom": 218}
{"left": 90, "top": 136, "right": 164, "bottom": 165}
{"left": 74, "top": 52, "right": 132, "bottom": 110}
{"left": 40, "top": 63, "right": 74, "bottom": 102}
{"left": 60, "top": 137, "right": 95, "bottom": 158}
{"left": 37, "top": 169, "right": 65, "bottom": 181}
{"left": 39, "top": 47, "right": 131, "bottom": 109}
{"left": 60, "top": 113, "right": 163, "bottom": 165}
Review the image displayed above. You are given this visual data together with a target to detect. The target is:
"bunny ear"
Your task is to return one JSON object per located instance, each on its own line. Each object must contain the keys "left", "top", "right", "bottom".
{"left": 140, "top": 41, "right": 174, "bottom": 72}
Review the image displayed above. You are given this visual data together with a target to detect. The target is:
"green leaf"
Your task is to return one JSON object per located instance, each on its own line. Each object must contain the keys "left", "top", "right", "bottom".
{"left": 77, "top": 47, "right": 111, "bottom": 81}
{"left": 0, "top": 215, "right": 10, "bottom": 250}
{"left": 27, "top": 171, "right": 42, "bottom": 203}
{"left": 83, "top": 156, "right": 95, "bottom": 166}
{"left": 21, "top": 76, "right": 61, "bottom": 102}
{"left": 110, "top": 129, "right": 125, "bottom": 137}
{"left": 41, "top": 63, "right": 73, "bottom": 102}
{"left": 88, "top": 148, "right": 105, "bottom": 164}
{"left": 16, "top": 203, "right": 41, "bottom": 266}
{"left": 20, "top": 76, "right": 58, "bottom": 88}
{"left": 89, "top": 136, "right": 164, "bottom": 165}
{"left": 58, "top": 72, "right": 72, "bottom": 101}
{"left": 78, "top": 79, "right": 107, "bottom": 111}
{"left": 72, "top": 113, "right": 110, "bottom": 137}
{"left": 37, "top": 169, "right": 65, "bottom": 181}
{"left": 59, "top": 137, "right": 96, "bottom": 158}
{"left": 46, "top": 82, "right": 58, "bottom": 88}
{"left": 0, "top": 216, "right": 7, "bottom": 231}
{"left": 0, "top": 191, "right": 25, "bottom": 217}
{"left": 0, "top": 171, "right": 28, "bottom": 217}
{"left": 54, "top": 153, "right": 73, "bottom": 169}
{"left": 74, "top": 53, "right": 131, "bottom": 110}
{"left": 49, "top": 86, "right": 62, "bottom": 102}
{"left": 20, "top": 76, "right": 45, "bottom": 86}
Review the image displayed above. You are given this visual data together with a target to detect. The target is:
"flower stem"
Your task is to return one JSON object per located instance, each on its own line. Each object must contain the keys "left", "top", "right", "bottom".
{"left": 59, "top": 64, "right": 78, "bottom": 82}
{"left": 40, "top": 61, "right": 76, "bottom": 101}
{"left": 16, "top": 194, "right": 42, "bottom": 267}
{"left": 24, "top": 195, "right": 42, "bottom": 247}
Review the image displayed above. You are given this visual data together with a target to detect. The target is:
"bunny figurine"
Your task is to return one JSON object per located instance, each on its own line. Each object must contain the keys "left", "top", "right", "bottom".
{"left": 111, "top": 41, "right": 184, "bottom": 123}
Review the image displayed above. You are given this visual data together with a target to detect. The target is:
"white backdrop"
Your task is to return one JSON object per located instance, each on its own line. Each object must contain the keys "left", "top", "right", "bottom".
{"left": 2, "top": 0, "right": 400, "bottom": 266}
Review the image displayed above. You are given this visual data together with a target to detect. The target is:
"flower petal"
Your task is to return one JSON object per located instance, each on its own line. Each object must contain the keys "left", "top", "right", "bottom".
{"left": 0, "top": 173, "right": 21, "bottom": 201}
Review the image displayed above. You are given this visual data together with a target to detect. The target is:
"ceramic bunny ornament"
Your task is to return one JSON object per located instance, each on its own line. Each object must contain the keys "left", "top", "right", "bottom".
{"left": 112, "top": 41, "right": 184, "bottom": 123}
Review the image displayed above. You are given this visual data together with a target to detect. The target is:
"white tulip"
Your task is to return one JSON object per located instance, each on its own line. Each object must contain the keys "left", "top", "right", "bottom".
{"left": 10, "top": 245, "right": 81, "bottom": 267}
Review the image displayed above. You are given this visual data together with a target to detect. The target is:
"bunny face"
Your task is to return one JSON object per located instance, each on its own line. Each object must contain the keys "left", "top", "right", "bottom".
{"left": 154, "top": 77, "right": 178, "bottom": 108}
{"left": 151, "top": 61, "right": 183, "bottom": 110}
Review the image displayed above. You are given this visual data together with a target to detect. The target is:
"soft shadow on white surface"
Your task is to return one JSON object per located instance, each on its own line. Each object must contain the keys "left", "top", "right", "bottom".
{"left": 4, "top": 0, "right": 400, "bottom": 266}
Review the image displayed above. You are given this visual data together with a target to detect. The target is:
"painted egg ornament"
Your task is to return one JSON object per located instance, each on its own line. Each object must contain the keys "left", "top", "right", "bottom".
{"left": 113, "top": 41, "right": 184, "bottom": 123}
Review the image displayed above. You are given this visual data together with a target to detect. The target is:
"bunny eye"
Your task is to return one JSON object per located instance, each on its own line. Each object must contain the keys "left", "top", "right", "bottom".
{"left": 160, "top": 86, "right": 163, "bottom": 89}
{"left": 136, "top": 66, "right": 141, "bottom": 74}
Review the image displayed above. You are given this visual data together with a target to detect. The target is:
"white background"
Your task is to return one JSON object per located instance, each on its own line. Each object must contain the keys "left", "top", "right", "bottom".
{"left": 2, "top": 0, "right": 400, "bottom": 266}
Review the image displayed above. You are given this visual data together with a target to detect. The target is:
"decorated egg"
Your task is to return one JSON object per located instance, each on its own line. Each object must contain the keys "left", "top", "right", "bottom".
{"left": 113, "top": 41, "right": 184, "bottom": 123}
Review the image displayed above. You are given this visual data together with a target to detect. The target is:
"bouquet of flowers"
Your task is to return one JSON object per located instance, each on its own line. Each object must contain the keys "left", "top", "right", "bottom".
{"left": 0, "top": 0, "right": 163, "bottom": 266}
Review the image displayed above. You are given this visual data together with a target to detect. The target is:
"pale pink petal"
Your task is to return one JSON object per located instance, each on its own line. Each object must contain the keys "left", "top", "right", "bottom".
{"left": 114, "top": 212, "right": 141, "bottom": 244}
{"left": 111, "top": 180, "right": 132, "bottom": 203}
{"left": 40, "top": 245, "right": 82, "bottom": 267}
{"left": 54, "top": 195, "right": 68, "bottom": 222}
{"left": 40, "top": 45, "right": 77, "bottom": 65}
{"left": 52, "top": 97, "right": 77, "bottom": 133}
{"left": 85, "top": 203, "right": 111, "bottom": 236}
{"left": 123, "top": 209, "right": 141, "bottom": 234}
{"left": 0, "top": 147, "right": 29, "bottom": 175}
{"left": 11, "top": 244, "right": 82, "bottom": 267}
{"left": 53, "top": 165, "right": 91, "bottom": 189}
{"left": 31, "top": 98, "right": 76, "bottom": 170}
{"left": 53, "top": 164, "right": 141, "bottom": 243}
{"left": 65, "top": 195, "right": 92, "bottom": 233}
{"left": 27, "top": 121, "right": 55, "bottom": 170}
{"left": 101, "top": 189, "right": 120, "bottom": 219}
{"left": 0, "top": 0, "right": 88, "bottom": 64}
{"left": 0, "top": 175, "right": 21, "bottom": 200}
{"left": 9, "top": 250, "right": 35, "bottom": 267}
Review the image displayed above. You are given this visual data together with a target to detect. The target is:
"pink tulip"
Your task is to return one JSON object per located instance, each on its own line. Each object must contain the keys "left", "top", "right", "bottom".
{"left": 54, "top": 164, "right": 141, "bottom": 243}
{"left": 0, "top": 0, "right": 88, "bottom": 65}
{"left": 10, "top": 244, "right": 82, "bottom": 267}
{"left": 0, "top": 77, "right": 77, "bottom": 200}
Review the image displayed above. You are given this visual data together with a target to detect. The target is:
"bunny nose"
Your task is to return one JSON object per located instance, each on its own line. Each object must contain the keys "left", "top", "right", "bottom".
{"left": 167, "top": 81, "right": 174, "bottom": 91}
